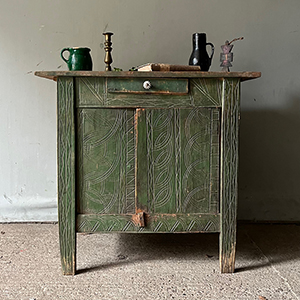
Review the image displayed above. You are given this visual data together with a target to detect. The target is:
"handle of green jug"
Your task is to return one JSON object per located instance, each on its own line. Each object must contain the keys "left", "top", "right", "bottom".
{"left": 60, "top": 48, "right": 70, "bottom": 64}
{"left": 206, "top": 43, "right": 215, "bottom": 61}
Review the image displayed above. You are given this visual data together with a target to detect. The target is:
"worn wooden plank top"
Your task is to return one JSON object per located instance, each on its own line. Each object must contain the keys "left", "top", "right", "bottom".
{"left": 34, "top": 71, "right": 261, "bottom": 82}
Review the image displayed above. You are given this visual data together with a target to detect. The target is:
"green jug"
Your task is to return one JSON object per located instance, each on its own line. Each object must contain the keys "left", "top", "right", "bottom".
{"left": 61, "top": 47, "right": 93, "bottom": 71}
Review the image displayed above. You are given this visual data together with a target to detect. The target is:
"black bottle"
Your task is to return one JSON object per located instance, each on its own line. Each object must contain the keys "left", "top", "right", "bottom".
{"left": 189, "top": 33, "right": 215, "bottom": 71}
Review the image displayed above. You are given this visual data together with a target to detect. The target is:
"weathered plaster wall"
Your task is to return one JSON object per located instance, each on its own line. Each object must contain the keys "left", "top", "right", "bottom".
{"left": 0, "top": 0, "right": 299, "bottom": 221}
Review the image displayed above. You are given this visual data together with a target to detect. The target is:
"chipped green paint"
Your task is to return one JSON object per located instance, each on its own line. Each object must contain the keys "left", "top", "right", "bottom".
{"left": 37, "top": 71, "right": 260, "bottom": 275}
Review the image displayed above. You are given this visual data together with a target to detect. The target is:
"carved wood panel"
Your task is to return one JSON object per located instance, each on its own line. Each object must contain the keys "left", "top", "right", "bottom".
{"left": 77, "top": 108, "right": 136, "bottom": 214}
{"left": 137, "top": 108, "right": 220, "bottom": 214}
{"left": 76, "top": 77, "right": 222, "bottom": 108}
{"left": 77, "top": 213, "right": 220, "bottom": 233}
{"left": 77, "top": 107, "right": 220, "bottom": 217}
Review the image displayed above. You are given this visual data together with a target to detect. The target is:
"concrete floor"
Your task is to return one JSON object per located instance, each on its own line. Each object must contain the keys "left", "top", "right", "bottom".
{"left": 0, "top": 223, "right": 300, "bottom": 300}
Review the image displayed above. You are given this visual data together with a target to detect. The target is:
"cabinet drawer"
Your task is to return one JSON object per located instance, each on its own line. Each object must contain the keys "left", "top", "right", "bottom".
{"left": 75, "top": 77, "right": 223, "bottom": 108}
{"left": 107, "top": 78, "right": 188, "bottom": 95}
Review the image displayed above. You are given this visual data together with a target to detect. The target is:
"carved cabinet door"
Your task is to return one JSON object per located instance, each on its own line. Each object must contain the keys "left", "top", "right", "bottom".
{"left": 136, "top": 108, "right": 220, "bottom": 215}
{"left": 77, "top": 108, "right": 136, "bottom": 215}
{"left": 77, "top": 107, "right": 220, "bottom": 217}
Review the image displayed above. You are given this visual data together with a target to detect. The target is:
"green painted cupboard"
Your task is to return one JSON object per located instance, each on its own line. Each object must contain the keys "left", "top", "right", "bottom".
{"left": 35, "top": 71, "right": 260, "bottom": 275}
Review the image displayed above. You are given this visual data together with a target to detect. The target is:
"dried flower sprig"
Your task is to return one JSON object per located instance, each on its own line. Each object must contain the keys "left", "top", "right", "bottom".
{"left": 228, "top": 37, "right": 244, "bottom": 45}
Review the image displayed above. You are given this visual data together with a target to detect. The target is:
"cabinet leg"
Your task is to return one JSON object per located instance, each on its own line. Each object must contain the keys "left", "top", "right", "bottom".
{"left": 220, "top": 229, "right": 236, "bottom": 273}
{"left": 57, "top": 77, "right": 76, "bottom": 275}
{"left": 59, "top": 226, "right": 76, "bottom": 275}
{"left": 219, "top": 78, "right": 240, "bottom": 273}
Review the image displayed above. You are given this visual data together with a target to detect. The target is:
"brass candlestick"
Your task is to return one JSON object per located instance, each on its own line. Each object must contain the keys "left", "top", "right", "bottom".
{"left": 103, "top": 32, "right": 113, "bottom": 71}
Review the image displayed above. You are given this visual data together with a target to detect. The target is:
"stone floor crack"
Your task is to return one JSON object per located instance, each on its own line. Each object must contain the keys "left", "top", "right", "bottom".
{"left": 245, "top": 231, "right": 300, "bottom": 300}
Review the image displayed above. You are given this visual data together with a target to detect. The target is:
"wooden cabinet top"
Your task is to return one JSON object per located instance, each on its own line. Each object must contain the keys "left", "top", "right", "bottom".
{"left": 35, "top": 71, "right": 261, "bottom": 82}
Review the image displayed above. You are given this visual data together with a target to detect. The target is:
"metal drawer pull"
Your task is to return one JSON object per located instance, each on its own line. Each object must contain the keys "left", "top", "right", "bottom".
{"left": 143, "top": 80, "right": 152, "bottom": 90}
